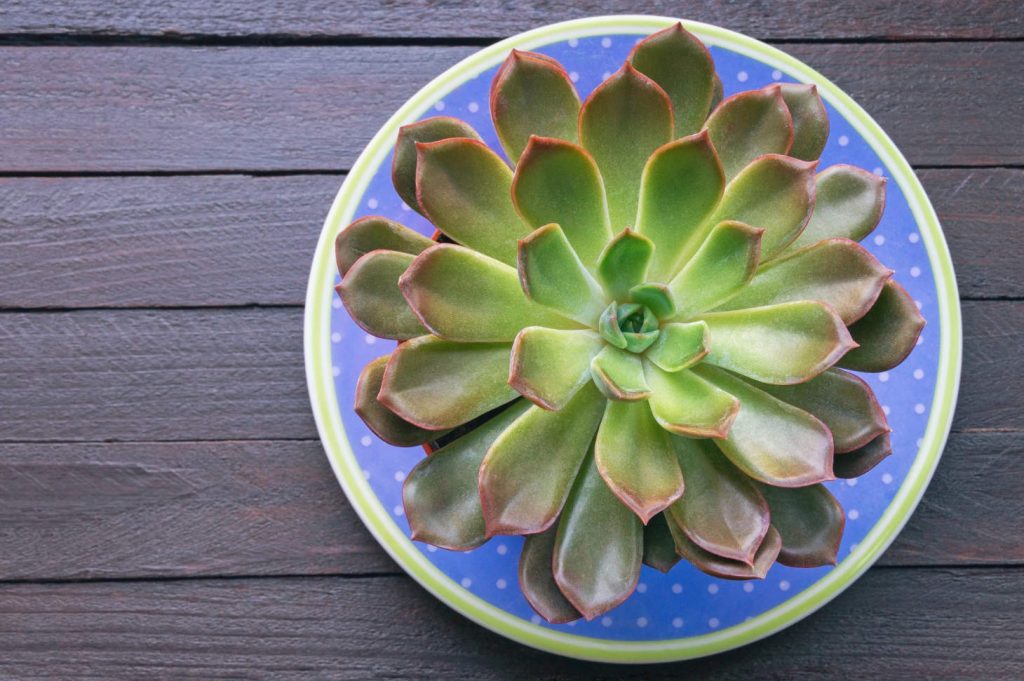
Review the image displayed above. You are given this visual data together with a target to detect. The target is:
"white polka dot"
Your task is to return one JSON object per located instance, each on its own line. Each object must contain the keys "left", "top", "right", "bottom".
{"left": 331, "top": 332, "right": 342, "bottom": 343}
{"left": 879, "top": 371, "right": 890, "bottom": 383}
{"left": 910, "top": 266, "right": 921, "bottom": 278}
{"left": 393, "top": 470, "right": 405, "bottom": 482}
{"left": 496, "top": 578, "right": 507, "bottom": 589}
{"left": 909, "top": 232, "right": 920, "bottom": 243}
{"left": 847, "top": 478, "right": 858, "bottom": 488}
{"left": 707, "top": 584, "right": 719, "bottom": 595}
{"left": 468, "top": 101, "right": 479, "bottom": 113}
{"left": 882, "top": 473, "right": 894, "bottom": 484}
{"left": 636, "top": 616, "right": 648, "bottom": 627}
{"left": 601, "top": 71, "right": 611, "bottom": 80}
{"left": 915, "top": 300, "right": 923, "bottom": 310}
{"left": 882, "top": 405, "right": 891, "bottom": 416}
{"left": 401, "top": 202, "right": 412, "bottom": 212}
{"left": 434, "top": 101, "right": 446, "bottom": 111}
{"left": 531, "top": 614, "right": 541, "bottom": 624}
{"left": 672, "top": 617, "right": 684, "bottom": 628}
{"left": 362, "top": 469, "right": 371, "bottom": 480}
{"left": 460, "top": 577, "right": 472, "bottom": 588}
{"left": 779, "top": 580, "right": 791, "bottom": 592}
{"left": 332, "top": 366, "right": 341, "bottom": 377}
{"left": 426, "top": 544, "right": 437, "bottom": 552}
{"left": 838, "top": 135, "right": 850, "bottom": 147}
{"left": 569, "top": 71, "right": 580, "bottom": 83}
{"left": 568, "top": 38, "right": 579, "bottom": 48}
{"left": 671, "top": 583, "right": 682, "bottom": 594}
{"left": 743, "top": 582, "right": 754, "bottom": 593}
{"left": 601, "top": 616, "right": 613, "bottom": 627}
{"left": 917, "top": 438, "right": 923, "bottom": 447}
{"left": 709, "top": 617, "right": 720, "bottom": 629}
{"left": 915, "top": 403, "right": 926, "bottom": 414}
{"left": 567, "top": 621, "right": 576, "bottom": 627}
{"left": 496, "top": 544, "right": 508, "bottom": 556}
{"left": 916, "top": 335, "right": 924, "bottom": 346}
{"left": 874, "top": 234, "right": 886, "bottom": 246}
{"left": 849, "top": 509, "right": 860, "bottom": 520}
{"left": 771, "top": 69, "right": 782, "bottom": 81}
{"left": 636, "top": 583, "right": 647, "bottom": 594}
{"left": 367, "top": 198, "right": 379, "bottom": 209}
{"left": 737, "top": 70, "right": 749, "bottom": 82}
{"left": 393, "top": 505, "right": 404, "bottom": 517}
{"left": 601, "top": 37, "right": 612, "bottom": 48}
{"left": 332, "top": 298, "right": 342, "bottom": 309}
{"left": 364, "top": 334, "right": 377, "bottom": 345}
{"left": 850, "top": 543, "right": 859, "bottom": 553}
{"left": 873, "top": 167, "right": 885, "bottom": 176}
{"left": 914, "top": 369, "right": 925, "bottom": 380}
{"left": 360, "top": 436, "right": 372, "bottom": 447}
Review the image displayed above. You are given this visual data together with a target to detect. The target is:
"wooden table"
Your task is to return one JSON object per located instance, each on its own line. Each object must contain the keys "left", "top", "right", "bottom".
{"left": 1, "top": 3, "right": 1021, "bottom": 678}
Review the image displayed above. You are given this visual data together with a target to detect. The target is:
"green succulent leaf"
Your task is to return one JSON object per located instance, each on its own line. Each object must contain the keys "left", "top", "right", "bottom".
{"left": 645, "top": 321, "right": 709, "bottom": 372}
{"left": 636, "top": 131, "right": 726, "bottom": 279}
{"left": 519, "top": 523, "right": 583, "bottom": 624}
{"left": 491, "top": 50, "right": 581, "bottom": 163}
{"left": 628, "top": 23, "right": 717, "bottom": 137}
{"left": 393, "top": 117, "right": 482, "bottom": 215}
{"left": 517, "top": 223, "right": 607, "bottom": 325}
{"left": 403, "top": 400, "right": 530, "bottom": 550}
{"left": 644, "top": 364, "right": 739, "bottom": 438}
{"left": 779, "top": 83, "right": 829, "bottom": 161}
{"left": 710, "top": 73, "right": 724, "bottom": 110}
{"left": 666, "top": 515, "right": 782, "bottom": 580}
{"left": 597, "top": 229, "right": 654, "bottom": 300}
{"left": 629, "top": 283, "right": 675, "bottom": 319}
{"left": 833, "top": 431, "right": 892, "bottom": 478}
{"left": 378, "top": 335, "right": 517, "bottom": 430}
{"left": 669, "top": 220, "right": 763, "bottom": 319}
{"left": 512, "top": 137, "right": 612, "bottom": 268}
{"left": 720, "top": 238, "right": 892, "bottom": 324}
{"left": 400, "top": 244, "right": 578, "bottom": 342}
{"left": 760, "top": 483, "right": 844, "bottom": 567}
{"left": 694, "top": 365, "right": 835, "bottom": 487}
{"left": 354, "top": 355, "right": 446, "bottom": 447}
{"left": 510, "top": 327, "right": 604, "bottom": 411}
{"left": 788, "top": 165, "right": 886, "bottom": 251}
{"left": 642, "top": 513, "right": 683, "bottom": 573}
{"left": 415, "top": 137, "right": 527, "bottom": 265}
{"left": 595, "top": 400, "right": 685, "bottom": 523}
{"left": 598, "top": 302, "right": 628, "bottom": 350}
{"left": 754, "top": 368, "right": 889, "bottom": 453}
{"left": 335, "top": 216, "right": 434, "bottom": 276}
{"left": 700, "top": 301, "right": 856, "bottom": 384}
{"left": 670, "top": 437, "right": 770, "bottom": 564}
{"left": 579, "top": 64, "right": 674, "bottom": 230}
{"left": 706, "top": 153, "right": 817, "bottom": 262}
{"left": 553, "top": 449, "right": 643, "bottom": 619}
{"left": 590, "top": 345, "right": 652, "bottom": 401}
{"left": 478, "top": 384, "right": 605, "bottom": 536}
{"left": 337, "top": 250, "right": 427, "bottom": 340}
{"left": 839, "top": 280, "right": 925, "bottom": 373}
{"left": 705, "top": 85, "right": 793, "bottom": 181}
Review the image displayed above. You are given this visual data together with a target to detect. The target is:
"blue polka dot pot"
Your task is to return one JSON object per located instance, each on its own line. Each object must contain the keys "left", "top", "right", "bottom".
{"left": 305, "top": 16, "right": 961, "bottom": 663}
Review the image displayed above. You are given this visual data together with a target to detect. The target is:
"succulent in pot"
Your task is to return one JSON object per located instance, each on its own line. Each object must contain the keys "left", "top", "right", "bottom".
{"left": 335, "top": 23, "right": 924, "bottom": 623}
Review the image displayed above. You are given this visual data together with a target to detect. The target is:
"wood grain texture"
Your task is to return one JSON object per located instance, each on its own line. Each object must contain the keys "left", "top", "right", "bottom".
{"left": 0, "top": 569, "right": 1021, "bottom": 679}
{"left": 1, "top": 43, "right": 1021, "bottom": 172}
{"left": 1, "top": 169, "right": 1020, "bottom": 309}
{"left": 2, "top": 1, "right": 1020, "bottom": 41}
{"left": 0, "top": 431, "right": 1017, "bottom": 583}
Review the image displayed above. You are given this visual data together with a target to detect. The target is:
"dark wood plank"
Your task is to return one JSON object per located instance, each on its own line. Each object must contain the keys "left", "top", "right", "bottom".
{"left": 2, "top": 1, "right": 1020, "bottom": 41}
{"left": 1, "top": 43, "right": 1021, "bottom": 172}
{"left": 0, "top": 431, "right": 1016, "bottom": 583}
{"left": 0, "top": 569, "right": 1021, "bottom": 679}
{"left": 0, "top": 301, "right": 1016, "bottom": 443}
{"left": 1, "top": 169, "right": 1020, "bottom": 308}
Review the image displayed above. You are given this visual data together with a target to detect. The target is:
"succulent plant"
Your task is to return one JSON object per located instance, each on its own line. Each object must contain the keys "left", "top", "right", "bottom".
{"left": 335, "top": 23, "right": 925, "bottom": 623}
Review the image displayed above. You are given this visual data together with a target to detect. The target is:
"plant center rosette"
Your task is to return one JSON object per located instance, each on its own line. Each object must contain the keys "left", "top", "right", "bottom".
{"left": 334, "top": 24, "right": 924, "bottom": 623}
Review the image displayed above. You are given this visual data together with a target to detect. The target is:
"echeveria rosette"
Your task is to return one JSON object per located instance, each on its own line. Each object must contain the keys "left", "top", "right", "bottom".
{"left": 334, "top": 23, "right": 925, "bottom": 623}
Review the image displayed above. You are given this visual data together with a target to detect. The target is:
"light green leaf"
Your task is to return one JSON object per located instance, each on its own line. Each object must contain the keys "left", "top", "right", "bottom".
{"left": 517, "top": 223, "right": 607, "bottom": 325}
{"left": 579, "top": 64, "right": 673, "bottom": 230}
{"left": 334, "top": 216, "right": 434, "bottom": 276}
{"left": 378, "top": 335, "right": 517, "bottom": 430}
{"left": 512, "top": 138, "right": 612, "bottom": 268}
{"left": 400, "top": 244, "right": 578, "bottom": 342}
{"left": 554, "top": 449, "right": 642, "bottom": 619}
{"left": 645, "top": 321, "right": 709, "bottom": 372}
{"left": 636, "top": 131, "right": 726, "bottom": 279}
{"left": 403, "top": 400, "right": 530, "bottom": 550}
{"left": 700, "top": 301, "right": 856, "bottom": 384}
{"left": 759, "top": 483, "right": 844, "bottom": 567}
{"left": 590, "top": 345, "right": 652, "bottom": 401}
{"left": 337, "top": 250, "right": 427, "bottom": 340}
{"left": 519, "top": 524, "right": 582, "bottom": 623}
{"left": 479, "top": 384, "right": 605, "bottom": 536}
{"left": 415, "top": 137, "right": 527, "bottom": 265}
{"left": 597, "top": 229, "right": 654, "bottom": 301}
{"left": 643, "top": 513, "right": 683, "bottom": 573}
{"left": 780, "top": 83, "right": 829, "bottom": 161}
{"left": 491, "top": 50, "right": 581, "bottom": 163}
{"left": 705, "top": 85, "right": 793, "bottom": 181}
{"left": 595, "top": 400, "right": 684, "bottom": 523}
{"left": 839, "top": 280, "right": 925, "bottom": 372}
{"left": 392, "top": 117, "right": 482, "bottom": 215}
{"left": 629, "top": 283, "right": 675, "bottom": 319}
{"left": 669, "top": 220, "right": 763, "bottom": 319}
{"left": 510, "top": 327, "right": 603, "bottom": 411}
{"left": 354, "top": 355, "right": 446, "bottom": 447}
{"left": 788, "top": 165, "right": 886, "bottom": 251}
{"left": 833, "top": 432, "right": 892, "bottom": 479}
{"left": 694, "top": 365, "right": 834, "bottom": 487}
{"left": 644, "top": 363, "right": 739, "bottom": 438}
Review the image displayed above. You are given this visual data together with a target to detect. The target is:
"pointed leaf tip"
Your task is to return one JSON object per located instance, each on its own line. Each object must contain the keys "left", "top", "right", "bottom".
{"left": 393, "top": 117, "right": 482, "bottom": 216}
{"left": 706, "top": 85, "right": 794, "bottom": 181}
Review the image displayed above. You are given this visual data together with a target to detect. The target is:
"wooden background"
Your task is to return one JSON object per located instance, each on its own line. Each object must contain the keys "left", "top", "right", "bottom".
{"left": 1, "top": 2, "right": 1022, "bottom": 678}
